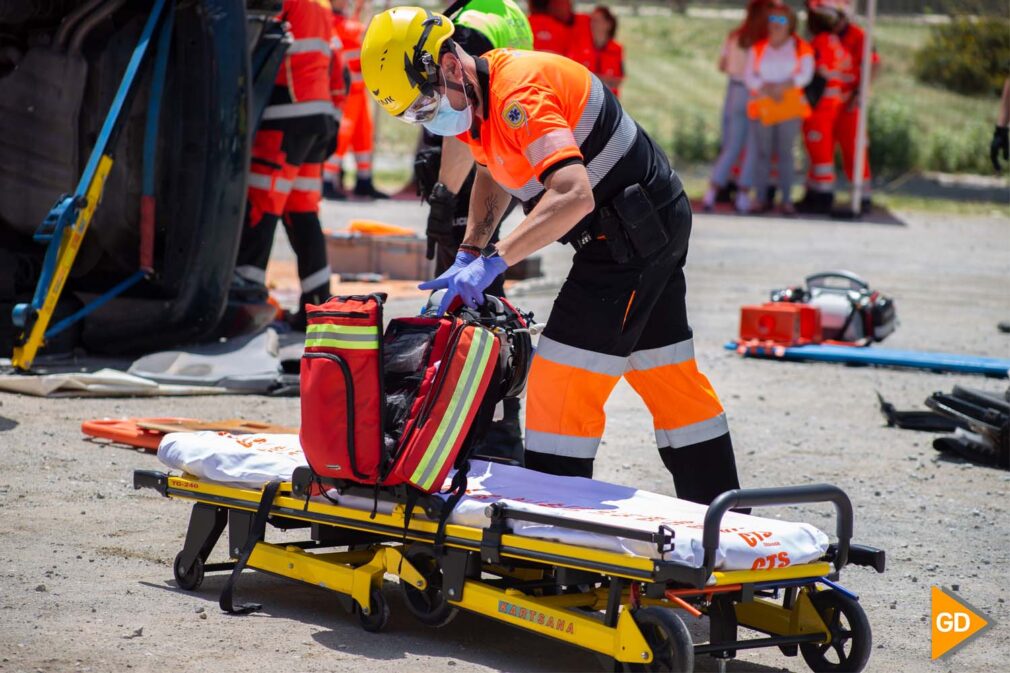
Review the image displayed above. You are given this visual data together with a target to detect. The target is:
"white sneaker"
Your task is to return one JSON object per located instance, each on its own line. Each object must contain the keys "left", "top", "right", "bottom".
{"left": 702, "top": 186, "right": 717, "bottom": 211}
{"left": 734, "top": 192, "right": 751, "bottom": 213}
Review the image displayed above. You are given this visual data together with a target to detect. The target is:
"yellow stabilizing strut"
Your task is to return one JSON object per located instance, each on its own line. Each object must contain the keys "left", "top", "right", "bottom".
{"left": 11, "top": 155, "right": 113, "bottom": 370}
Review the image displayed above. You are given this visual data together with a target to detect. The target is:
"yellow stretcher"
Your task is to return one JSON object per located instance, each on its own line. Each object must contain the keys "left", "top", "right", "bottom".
{"left": 134, "top": 468, "right": 885, "bottom": 672}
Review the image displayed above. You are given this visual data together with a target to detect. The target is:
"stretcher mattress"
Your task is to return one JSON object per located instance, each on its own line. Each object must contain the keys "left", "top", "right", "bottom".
{"left": 158, "top": 432, "right": 830, "bottom": 571}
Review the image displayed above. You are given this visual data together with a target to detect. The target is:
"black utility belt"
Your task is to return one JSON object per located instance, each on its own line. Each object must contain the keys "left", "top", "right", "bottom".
{"left": 570, "top": 172, "right": 685, "bottom": 262}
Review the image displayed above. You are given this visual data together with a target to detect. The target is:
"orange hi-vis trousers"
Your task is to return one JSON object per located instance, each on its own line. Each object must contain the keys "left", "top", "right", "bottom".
{"left": 835, "top": 101, "right": 871, "bottom": 191}
{"left": 524, "top": 194, "right": 741, "bottom": 505}
{"left": 324, "top": 87, "right": 373, "bottom": 181}
{"left": 803, "top": 97, "right": 842, "bottom": 193}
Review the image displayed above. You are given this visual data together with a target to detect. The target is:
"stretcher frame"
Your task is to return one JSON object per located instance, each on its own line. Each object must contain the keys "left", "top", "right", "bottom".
{"left": 134, "top": 468, "right": 886, "bottom": 671}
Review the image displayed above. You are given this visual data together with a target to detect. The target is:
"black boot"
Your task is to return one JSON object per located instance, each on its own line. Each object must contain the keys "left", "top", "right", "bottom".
{"left": 796, "top": 190, "right": 834, "bottom": 214}
{"left": 353, "top": 176, "right": 389, "bottom": 200}
{"left": 323, "top": 169, "right": 347, "bottom": 201}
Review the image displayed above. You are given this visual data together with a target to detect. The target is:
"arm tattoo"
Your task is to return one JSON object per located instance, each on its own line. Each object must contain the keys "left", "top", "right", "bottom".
{"left": 473, "top": 192, "right": 499, "bottom": 242}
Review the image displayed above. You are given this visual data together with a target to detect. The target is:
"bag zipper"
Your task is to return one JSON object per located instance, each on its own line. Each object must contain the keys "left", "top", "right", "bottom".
{"left": 306, "top": 310, "right": 370, "bottom": 319}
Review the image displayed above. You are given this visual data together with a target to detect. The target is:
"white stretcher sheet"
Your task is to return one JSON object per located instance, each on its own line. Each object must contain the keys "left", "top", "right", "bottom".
{"left": 158, "top": 432, "right": 829, "bottom": 571}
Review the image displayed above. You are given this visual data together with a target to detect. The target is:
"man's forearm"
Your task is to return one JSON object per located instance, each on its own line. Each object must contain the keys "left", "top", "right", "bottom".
{"left": 437, "top": 136, "right": 475, "bottom": 194}
{"left": 462, "top": 167, "right": 508, "bottom": 248}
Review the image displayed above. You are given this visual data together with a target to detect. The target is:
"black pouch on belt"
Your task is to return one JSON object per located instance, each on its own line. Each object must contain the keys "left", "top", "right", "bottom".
{"left": 597, "top": 205, "right": 632, "bottom": 263}
{"left": 611, "top": 183, "right": 669, "bottom": 258}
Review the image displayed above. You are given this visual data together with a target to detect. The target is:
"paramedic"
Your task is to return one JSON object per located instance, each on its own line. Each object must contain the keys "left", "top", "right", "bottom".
{"left": 832, "top": 0, "right": 879, "bottom": 211}
{"left": 324, "top": 0, "right": 388, "bottom": 199}
{"left": 360, "top": 7, "right": 744, "bottom": 504}
{"left": 414, "top": 0, "right": 534, "bottom": 463}
{"left": 235, "top": 0, "right": 341, "bottom": 330}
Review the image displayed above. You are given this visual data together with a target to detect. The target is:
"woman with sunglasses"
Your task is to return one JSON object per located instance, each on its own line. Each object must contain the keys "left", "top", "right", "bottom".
{"left": 740, "top": 3, "right": 814, "bottom": 215}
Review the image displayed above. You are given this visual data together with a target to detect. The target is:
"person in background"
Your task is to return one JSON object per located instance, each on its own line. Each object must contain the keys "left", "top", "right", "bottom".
{"left": 702, "top": 0, "right": 770, "bottom": 212}
{"left": 740, "top": 2, "right": 813, "bottom": 214}
{"left": 796, "top": 0, "right": 851, "bottom": 213}
{"left": 587, "top": 6, "right": 624, "bottom": 97}
{"left": 831, "top": 0, "right": 879, "bottom": 212}
{"left": 528, "top": 0, "right": 593, "bottom": 66}
{"left": 234, "top": 0, "right": 342, "bottom": 331}
{"left": 324, "top": 0, "right": 389, "bottom": 200}
{"left": 991, "top": 76, "right": 1010, "bottom": 174}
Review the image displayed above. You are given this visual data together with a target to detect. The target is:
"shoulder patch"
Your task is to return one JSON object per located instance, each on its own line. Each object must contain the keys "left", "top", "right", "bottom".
{"left": 503, "top": 101, "right": 527, "bottom": 129}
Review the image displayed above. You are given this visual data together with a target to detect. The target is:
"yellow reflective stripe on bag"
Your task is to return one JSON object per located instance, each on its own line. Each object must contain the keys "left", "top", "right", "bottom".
{"left": 410, "top": 329, "right": 496, "bottom": 491}
{"left": 305, "top": 323, "right": 380, "bottom": 350}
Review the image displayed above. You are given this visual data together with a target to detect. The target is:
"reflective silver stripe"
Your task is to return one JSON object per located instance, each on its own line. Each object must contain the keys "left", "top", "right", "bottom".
{"left": 573, "top": 76, "right": 605, "bottom": 146}
{"left": 262, "top": 100, "right": 336, "bottom": 120}
{"left": 525, "top": 129, "right": 577, "bottom": 168}
{"left": 626, "top": 339, "right": 695, "bottom": 372}
{"left": 330, "top": 36, "right": 343, "bottom": 50}
{"left": 235, "top": 265, "right": 266, "bottom": 284}
{"left": 655, "top": 413, "right": 730, "bottom": 449}
{"left": 536, "top": 335, "right": 625, "bottom": 377}
{"left": 525, "top": 429, "right": 601, "bottom": 459}
{"left": 292, "top": 176, "right": 321, "bottom": 191}
{"left": 288, "top": 38, "right": 331, "bottom": 55}
{"left": 585, "top": 112, "right": 637, "bottom": 188}
{"left": 247, "top": 173, "right": 273, "bottom": 190}
{"left": 812, "top": 164, "right": 835, "bottom": 176}
{"left": 343, "top": 49, "right": 360, "bottom": 59}
{"left": 502, "top": 174, "right": 544, "bottom": 202}
{"left": 300, "top": 266, "right": 331, "bottom": 293}
{"left": 274, "top": 178, "right": 292, "bottom": 194}
{"left": 350, "top": 72, "right": 364, "bottom": 82}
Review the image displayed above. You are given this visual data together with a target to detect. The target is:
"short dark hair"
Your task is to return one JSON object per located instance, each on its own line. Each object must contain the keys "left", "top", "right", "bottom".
{"left": 592, "top": 6, "right": 617, "bottom": 41}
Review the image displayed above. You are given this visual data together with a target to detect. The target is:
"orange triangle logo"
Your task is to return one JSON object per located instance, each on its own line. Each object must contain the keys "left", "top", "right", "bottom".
{"left": 931, "top": 586, "right": 991, "bottom": 659}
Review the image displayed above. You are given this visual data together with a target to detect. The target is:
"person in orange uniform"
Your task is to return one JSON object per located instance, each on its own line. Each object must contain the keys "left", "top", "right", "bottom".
{"left": 360, "top": 8, "right": 743, "bottom": 504}
{"left": 528, "top": 0, "right": 594, "bottom": 68}
{"left": 796, "top": 0, "right": 850, "bottom": 213}
{"left": 587, "top": 6, "right": 624, "bottom": 97}
{"left": 323, "top": 0, "right": 388, "bottom": 199}
{"left": 235, "top": 0, "right": 341, "bottom": 330}
{"left": 833, "top": 0, "right": 879, "bottom": 211}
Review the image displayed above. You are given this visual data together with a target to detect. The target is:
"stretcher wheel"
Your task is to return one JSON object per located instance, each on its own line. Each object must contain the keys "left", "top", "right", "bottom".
{"left": 625, "top": 607, "right": 694, "bottom": 673}
{"left": 173, "top": 552, "right": 204, "bottom": 591}
{"left": 399, "top": 544, "right": 459, "bottom": 627}
{"left": 356, "top": 586, "right": 390, "bottom": 633}
{"left": 799, "top": 589, "right": 871, "bottom": 673}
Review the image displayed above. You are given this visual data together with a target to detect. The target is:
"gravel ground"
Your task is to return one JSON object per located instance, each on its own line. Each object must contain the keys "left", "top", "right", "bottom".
{"left": 1, "top": 200, "right": 1008, "bottom": 673}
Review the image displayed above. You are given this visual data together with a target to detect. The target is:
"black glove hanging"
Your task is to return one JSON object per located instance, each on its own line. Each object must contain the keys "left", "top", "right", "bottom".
{"left": 991, "top": 125, "right": 1009, "bottom": 173}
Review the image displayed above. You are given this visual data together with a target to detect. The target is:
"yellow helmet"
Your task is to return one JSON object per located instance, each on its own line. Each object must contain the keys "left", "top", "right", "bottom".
{"left": 361, "top": 7, "right": 456, "bottom": 117}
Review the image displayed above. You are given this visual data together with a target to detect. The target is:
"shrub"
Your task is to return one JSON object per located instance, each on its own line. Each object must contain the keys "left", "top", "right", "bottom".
{"left": 913, "top": 17, "right": 1010, "bottom": 96}
{"left": 867, "top": 99, "right": 918, "bottom": 178}
{"left": 923, "top": 124, "right": 993, "bottom": 174}
{"left": 672, "top": 113, "right": 719, "bottom": 166}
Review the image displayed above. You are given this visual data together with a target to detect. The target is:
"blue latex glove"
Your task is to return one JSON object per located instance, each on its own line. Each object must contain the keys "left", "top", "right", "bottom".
{"left": 419, "top": 254, "right": 509, "bottom": 315}
{"left": 433, "top": 249, "right": 477, "bottom": 283}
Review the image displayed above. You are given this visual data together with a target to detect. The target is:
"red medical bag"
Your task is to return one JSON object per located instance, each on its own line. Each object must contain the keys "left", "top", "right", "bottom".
{"left": 299, "top": 294, "right": 501, "bottom": 494}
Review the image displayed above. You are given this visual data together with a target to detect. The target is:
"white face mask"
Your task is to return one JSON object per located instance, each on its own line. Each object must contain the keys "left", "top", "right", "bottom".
{"left": 421, "top": 66, "right": 472, "bottom": 136}
{"left": 422, "top": 93, "right": 472, "bottom": 136}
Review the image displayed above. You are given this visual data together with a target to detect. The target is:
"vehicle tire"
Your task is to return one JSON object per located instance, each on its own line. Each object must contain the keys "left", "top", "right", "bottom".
{"left": 356, "top": 586, "right": 390, "bottom": 633}
{"left": 173, "top": 552, "right": 204, "bottom": 591}
{"left": 624, "top": 607, "right": 695, "bottom": 672}
{"left": 399, "top": 543, "right": 459, "bottom": 627}
{"left": 799, "top": 589, "right": 872, "bottom": 673}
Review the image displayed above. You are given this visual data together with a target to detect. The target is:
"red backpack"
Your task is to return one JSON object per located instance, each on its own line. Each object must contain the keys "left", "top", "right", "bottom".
{"left": 299, "top": 293, "right": 502, "bottom": 494}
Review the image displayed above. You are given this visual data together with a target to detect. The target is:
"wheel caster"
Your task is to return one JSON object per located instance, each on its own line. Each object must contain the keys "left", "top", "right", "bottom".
{"left": 624, "top": 607, "right": 694, "bottom": 672}
{"left": 356, "top": 586, "right": 390, "bottom": 633}
{"left": 799, "top": 589, "right": 872, "bottom": 672}
{"left": 399, "top": 543, "right": 459, "bottom": 627}
{"left": 173, "top": 552, "right": 204, "bottom": 591}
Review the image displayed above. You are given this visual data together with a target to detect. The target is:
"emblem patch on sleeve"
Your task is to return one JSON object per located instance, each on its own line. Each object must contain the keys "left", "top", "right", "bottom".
{"left": 503, "top": 101, "right": 527, "bottom": 129}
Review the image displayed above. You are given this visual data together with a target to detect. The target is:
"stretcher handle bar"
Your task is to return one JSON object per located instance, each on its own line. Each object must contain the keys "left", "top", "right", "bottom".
{"left": 486, "top": 503, "right": 675, "bottom": 553}
{"left": 702, "top": 484, "right": 853, "bottom": 577}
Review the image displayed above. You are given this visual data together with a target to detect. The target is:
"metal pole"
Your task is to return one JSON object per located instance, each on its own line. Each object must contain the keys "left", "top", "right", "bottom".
{"left": 851, "top": 0, "right": 877, "bottom": 215}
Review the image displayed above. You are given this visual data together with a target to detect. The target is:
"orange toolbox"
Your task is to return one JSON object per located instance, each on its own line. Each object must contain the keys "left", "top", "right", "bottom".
{"left": 739, "top": 303, "right": 822, "bottom": 345}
